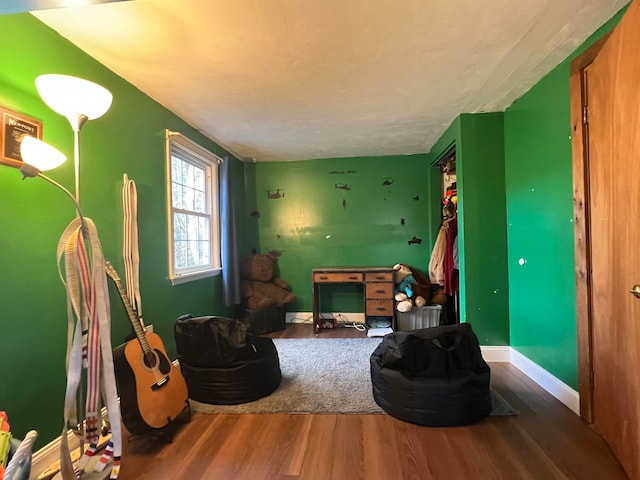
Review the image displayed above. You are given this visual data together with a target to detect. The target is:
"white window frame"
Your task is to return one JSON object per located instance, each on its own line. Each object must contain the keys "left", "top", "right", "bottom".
{"left": 166, "top": 130, "right": 221, "bottom": 285}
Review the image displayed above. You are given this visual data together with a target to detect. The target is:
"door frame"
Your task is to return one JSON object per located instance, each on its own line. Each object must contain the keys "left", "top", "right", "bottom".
{"left": 569, "top": 33, "right": 611, "bottom": 423}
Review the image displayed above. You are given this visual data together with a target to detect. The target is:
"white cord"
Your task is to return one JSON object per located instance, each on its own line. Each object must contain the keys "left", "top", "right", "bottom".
{"left": 342, "top": 322, "right": 366, "bottom": 332}
{"left": 333, "top": 313, "right": 367, "bottom": 331}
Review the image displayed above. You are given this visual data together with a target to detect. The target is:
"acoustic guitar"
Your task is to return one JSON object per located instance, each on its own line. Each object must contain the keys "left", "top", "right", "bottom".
{"left": 105, "top": 261, "right": 188, "bottom": 433}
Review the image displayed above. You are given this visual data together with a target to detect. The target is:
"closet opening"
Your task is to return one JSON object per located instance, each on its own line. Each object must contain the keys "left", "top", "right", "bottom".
{"left": 431, "top": 146, "right": 459, "bottom": 324}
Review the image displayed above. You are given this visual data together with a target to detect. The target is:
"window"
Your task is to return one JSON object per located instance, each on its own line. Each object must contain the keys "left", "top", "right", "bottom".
{"left": 166, "top": 131, "right": 221, "bottom": 284}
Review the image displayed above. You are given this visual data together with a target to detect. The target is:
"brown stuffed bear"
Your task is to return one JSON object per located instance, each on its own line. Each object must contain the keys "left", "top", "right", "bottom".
{"left": 240, "top": 252, "right": 296, "bottom": 310}
{"left": 393, "top": 263, "right": 446, "bottom": 312}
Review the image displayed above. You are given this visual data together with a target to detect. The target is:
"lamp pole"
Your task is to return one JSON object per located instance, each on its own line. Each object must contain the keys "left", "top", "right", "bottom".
{"left": 66, "top": 113, "right": 89, "bottom": 205}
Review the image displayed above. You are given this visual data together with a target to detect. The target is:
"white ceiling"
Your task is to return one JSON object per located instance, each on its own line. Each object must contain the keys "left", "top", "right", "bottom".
{"left": 33, "top": 0, "right": 627, "bottom": 161}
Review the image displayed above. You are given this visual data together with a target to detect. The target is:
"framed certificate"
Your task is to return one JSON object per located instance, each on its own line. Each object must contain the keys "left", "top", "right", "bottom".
{"left": 1, "top": 106, "right": 43, "bottom": 168}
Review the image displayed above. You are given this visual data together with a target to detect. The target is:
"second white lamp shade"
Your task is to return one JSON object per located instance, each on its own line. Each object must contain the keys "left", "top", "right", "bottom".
{"left": 20, "top": 136, "right": 66, "bottom": 172}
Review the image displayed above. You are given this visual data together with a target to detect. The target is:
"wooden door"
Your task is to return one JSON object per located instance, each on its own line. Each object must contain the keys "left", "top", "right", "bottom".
{"left": 571, "top": 1, "right": 640, "bottom": 478}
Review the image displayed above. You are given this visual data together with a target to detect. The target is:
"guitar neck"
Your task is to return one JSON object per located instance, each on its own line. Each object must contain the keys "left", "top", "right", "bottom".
{"left": 105, "top": 261, "right": 152, "bottom": 354}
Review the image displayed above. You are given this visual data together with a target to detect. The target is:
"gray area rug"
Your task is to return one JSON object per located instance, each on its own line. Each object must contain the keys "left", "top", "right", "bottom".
{"left": 191, "top": 338, "right": 383, "bottom": 414}
{"left": 190, "top": 337, "right": 518, "bottom": 416}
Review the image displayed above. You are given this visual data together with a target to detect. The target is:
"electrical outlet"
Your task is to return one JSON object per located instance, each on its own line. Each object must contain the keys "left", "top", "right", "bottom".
{"left": 145, "top": 323, "right": 153, "bottom": 333}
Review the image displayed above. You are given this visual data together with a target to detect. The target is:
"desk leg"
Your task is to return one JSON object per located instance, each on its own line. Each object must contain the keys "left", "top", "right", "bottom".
{"left": 312, "top": 281, "right": 320, "bottom": 334}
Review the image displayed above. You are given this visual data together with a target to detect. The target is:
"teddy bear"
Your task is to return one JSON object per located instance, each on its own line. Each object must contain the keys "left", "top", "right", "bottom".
{"left": 240, "top": 252, "right": 296, "bottom": 310}
{"left": 393, "top": 263, "right": 446, "bottom": 312}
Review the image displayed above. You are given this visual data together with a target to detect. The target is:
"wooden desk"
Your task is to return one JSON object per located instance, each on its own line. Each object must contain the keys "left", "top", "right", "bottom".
{"left": 312, "top": 267, "right": 395, "bottom": 334}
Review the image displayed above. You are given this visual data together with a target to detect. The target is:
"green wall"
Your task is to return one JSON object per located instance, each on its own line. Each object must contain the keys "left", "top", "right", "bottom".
{"left": 426, "top": 114, "right": 510, "bottom": 346}
{"left": 504, "top": 66, "right": 578, "bottom": 386}
{"left": 0, "top": 1, "right": 628, "bottom": 452}
{"left": 504, "top": 9, "right": 625, "bottom": 388}
{"left": 0, "top": 14, "right": 244, "bottom": 447}
{"left": 248, "top": 155, "right": 436, "bottom": 314}
{"left": 459, "top": 114, "right": 509, "bottom": 345}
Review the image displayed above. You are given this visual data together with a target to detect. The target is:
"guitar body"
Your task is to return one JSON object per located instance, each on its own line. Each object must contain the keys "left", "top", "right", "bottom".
{"left": 105, "top": 261, "right": 189, "bottom": 433}
{"left": 113, "top": 331, "right": 188, "bottom": 432}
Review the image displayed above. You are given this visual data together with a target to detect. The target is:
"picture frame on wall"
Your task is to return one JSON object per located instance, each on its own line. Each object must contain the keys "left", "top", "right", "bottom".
{"left": 0, "top": 106, "right": 43, "bottom": 168}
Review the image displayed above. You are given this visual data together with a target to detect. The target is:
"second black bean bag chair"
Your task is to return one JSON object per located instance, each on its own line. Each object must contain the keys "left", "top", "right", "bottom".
{"left": 174, "top": 315, "right": 281, "bottom": 405}
{"left": 370, "top": 323, "right": 491, "bottom": 426}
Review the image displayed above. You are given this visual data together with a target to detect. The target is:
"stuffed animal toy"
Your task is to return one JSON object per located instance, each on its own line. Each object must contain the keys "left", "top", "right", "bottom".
{"left": 393, "top": 263, "right": 418, "bottom": 310}
{"left": 406, "top": 264, "right": 447, "bottom": 306}
{"left": 240, "top": 252, "right": 296, "bottom": 310}
{"left": 394, "top": 264, "right": 422, "bottom": 312}
{"left": 393, "top": 263, "right": 445, "bottom": 312}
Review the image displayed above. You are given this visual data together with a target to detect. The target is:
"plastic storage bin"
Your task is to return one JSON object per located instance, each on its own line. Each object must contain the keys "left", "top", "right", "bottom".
{"left": 396, "top": 305, "right": 442, "bottom": 331}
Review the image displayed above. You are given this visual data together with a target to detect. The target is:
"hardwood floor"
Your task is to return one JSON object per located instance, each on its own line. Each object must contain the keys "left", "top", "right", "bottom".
{"left": 119, "top": 324, "right": 628, "bottom": 479}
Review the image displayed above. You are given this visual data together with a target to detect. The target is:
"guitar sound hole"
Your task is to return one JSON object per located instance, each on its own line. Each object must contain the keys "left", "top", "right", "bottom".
{"left": 140, "top": 349, "right": 171, "bottom": 374}
{"left": 143, "top": 351, "right": 158, "bottom": 369}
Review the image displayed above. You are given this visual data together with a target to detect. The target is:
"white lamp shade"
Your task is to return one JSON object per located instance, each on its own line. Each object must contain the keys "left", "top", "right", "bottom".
{"left": 20, "top": 136, "right": 66, "bottom": 171}
{"left": 35, "top": 74, "right": 113, "bottom": 120}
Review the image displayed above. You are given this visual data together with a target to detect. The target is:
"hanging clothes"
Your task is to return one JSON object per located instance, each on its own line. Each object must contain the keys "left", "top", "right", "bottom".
{"left": 429, "top": 224, "right": 448, "bottom": 285}
{"left": 453, "top": 234, "right": 459, "bottom": 270}
{"left": 443, "top": 217, "right": 459, "bottom": 295}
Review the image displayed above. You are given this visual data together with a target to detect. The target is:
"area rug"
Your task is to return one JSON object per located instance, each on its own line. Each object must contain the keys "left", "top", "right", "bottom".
{"left": 189, "top": 337, "right": 518, "bottom": 416}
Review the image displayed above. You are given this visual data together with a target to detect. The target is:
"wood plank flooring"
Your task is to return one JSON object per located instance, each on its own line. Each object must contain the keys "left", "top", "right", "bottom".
{"left": 119, "top": 324, "right": 628, "bottom": 479}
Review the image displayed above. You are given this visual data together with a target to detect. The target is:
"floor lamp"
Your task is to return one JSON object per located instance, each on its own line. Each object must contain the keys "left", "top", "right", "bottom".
{"left": 20, "top": 74, "right": 122, "bottom": 480}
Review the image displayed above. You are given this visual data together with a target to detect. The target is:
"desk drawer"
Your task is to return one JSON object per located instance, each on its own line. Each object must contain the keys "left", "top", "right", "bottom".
{"left": 313, "top": 272, "right": 363, "bottom": 283}
{"left": 366, "top": 299, "right": 394, "bottom": 316}
{"left": 365, "top": 271, "right": 393, "bottom": 282}
{"left": 365, "top": 282, "right": 393, "bottom": 298}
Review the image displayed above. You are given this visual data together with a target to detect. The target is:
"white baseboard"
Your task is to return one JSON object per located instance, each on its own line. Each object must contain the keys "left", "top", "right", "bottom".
{"left": 480, "top": 346, "right": 511, "bottom": 362}
{"left": 481, "top": 346, "right": 580, "bottom": 415}
{"left": 509, "top": 348, "right": 580, "bottom": 415}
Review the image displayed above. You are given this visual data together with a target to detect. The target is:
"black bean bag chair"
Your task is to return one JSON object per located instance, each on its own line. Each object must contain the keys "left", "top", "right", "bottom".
{"left": 370, "top": 323, "right": 491, "bottom": 426}
{"left": 174, "top": 315, "right": 281, "bottom": 405}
